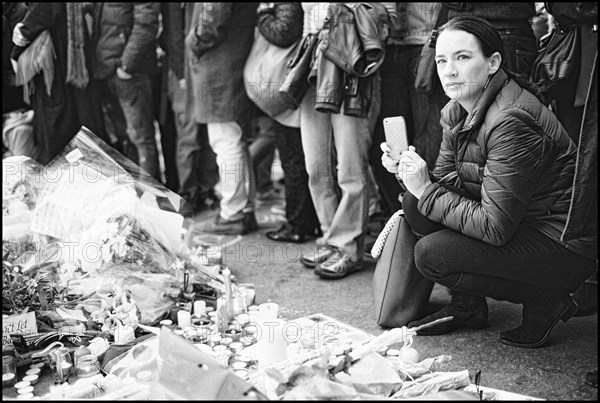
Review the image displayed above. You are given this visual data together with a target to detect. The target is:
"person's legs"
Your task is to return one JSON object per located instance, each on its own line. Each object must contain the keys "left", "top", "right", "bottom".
{"left": 409, "top": 223, "right": 596, "bottom": 346}
{"left": 266, "top": 119, "right": 321, "bottom": 243}
{"left": 249, "top": 115, "right": 278, "bottom": 197}
{"left": 108, "top": 74, "right": 160, "bottom": 179}
{"left": 206, "top": 121, "right": 250, "bottom": 221}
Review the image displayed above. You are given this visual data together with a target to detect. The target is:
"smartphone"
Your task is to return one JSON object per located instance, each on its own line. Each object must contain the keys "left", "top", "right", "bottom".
{"left": 383, "top": 116, "right": 409, "bottom": 160}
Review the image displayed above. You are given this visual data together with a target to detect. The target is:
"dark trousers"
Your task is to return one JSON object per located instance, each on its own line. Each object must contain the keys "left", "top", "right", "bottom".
{"left": 402, "top": 191, "right": 596, "bottom": 294}
{"left": 261, "top": 117, "right": 319, "bottom": 231}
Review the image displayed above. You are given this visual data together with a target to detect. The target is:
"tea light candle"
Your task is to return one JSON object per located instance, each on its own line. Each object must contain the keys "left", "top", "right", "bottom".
{"left": 386, "top": 348, "right": 401, "bottom": 357}
{"left": 17, "top": 393, "right": 34, "bottom": 400}
{"left": 235, "top": 313, "right": 250, "bottom": 326}
{"left": 235, "top": 369, "right": 249, "bottom": 379}
{"left": 23, "top": 375, "right": 39, "bottom": 385}
{"left": 229, "top": 342, "right": 243, "bottom": 352}
{"left": 194, "top": 300, "right": 207, "bottom": 316}
{"left": 159, "top": 319, "right": 173, "bottom": 327}
{"left": 212, "top": 345, "right": 228, "bottom": 353}
{"left": 232, "top": 361, "right": 247, "bottom": 370}
{"left": 25, "top": 367, "right": 41, "bottom": 376}
{"left": 174, "top": 329, "right": 185, "bottom": 336}
{"left": 225, "top": 329, "right": 241, "bottom": 341}
{"left": 208, "top": 311, "right": 218, "bottom": 322}
{"left": 208, "top": 334, "right": 222, "bottom": 347}
{"left": 236, "top": 355, "right": 253, "bottom": 363}
{"left": 221, "top": 337, "right": 233, "bottom": 347}
{"left": 14, "top": 381, "right": 31, "bottom": 389}
{"left": 18, "top": 385, "right": 34, "bottom": 395}
{"left": 177, "top": 310, "right": 191, "bottom": 328}
{"left": 205, "top": 306, "right": 215, "bottom": 313}
{"left": 247, "top": 305, "right": 259, "bottom": 312}
{"left": 29, "top": 362, "right": 45, "bottom": 369}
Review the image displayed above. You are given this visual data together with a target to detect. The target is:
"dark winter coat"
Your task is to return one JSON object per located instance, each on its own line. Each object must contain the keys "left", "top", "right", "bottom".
{"left": 10, "top": 2, "right": 106, "bottom": 165}
{"left": 418, "top": 69, "right": 579, "bottom": 250}
{"left": 92, "top": 2, "right": 160, "bottom": 80}
{"left": 185, "top": 2, "right": 259, "bottom": 125}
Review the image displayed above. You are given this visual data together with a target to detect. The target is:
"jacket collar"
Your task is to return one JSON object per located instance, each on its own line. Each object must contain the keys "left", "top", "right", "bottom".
{"left": 441, "top": 69, "right": 510, "bottom": 135}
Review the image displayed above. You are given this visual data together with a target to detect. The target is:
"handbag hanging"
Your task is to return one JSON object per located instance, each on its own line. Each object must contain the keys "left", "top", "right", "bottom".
{"left": 278, "top": 33, "right": 319, "bottom": 110}
{"left": 372, "top": 211, "right": 434, "bottom": 328}
{"left": 243, "top": 27, "right": 301, "bottom": 127}
{"left": 414, "top": 5, "right": 448, "bottom": 93}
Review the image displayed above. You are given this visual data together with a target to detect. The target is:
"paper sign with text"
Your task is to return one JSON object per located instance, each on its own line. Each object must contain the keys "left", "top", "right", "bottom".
{"left": 2, "top": 311, "right": 37, "bottom": 348}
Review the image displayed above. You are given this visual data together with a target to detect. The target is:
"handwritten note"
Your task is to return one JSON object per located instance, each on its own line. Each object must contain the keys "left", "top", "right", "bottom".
{"left": 2, "top": 311, "right": 37, "bottom": 348}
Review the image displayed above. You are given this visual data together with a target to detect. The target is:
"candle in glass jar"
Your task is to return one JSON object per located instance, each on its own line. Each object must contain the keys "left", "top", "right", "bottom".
{"left": 194, "top": 300, "right": 207, "bottom": 316}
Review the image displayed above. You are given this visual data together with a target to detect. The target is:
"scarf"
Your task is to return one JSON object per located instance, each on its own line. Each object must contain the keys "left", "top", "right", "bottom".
{"left": 15, "top": 30, "right": 56, "bottom": 105}
{"left": 66, "top": 2, "right": 89, "bottom": 89}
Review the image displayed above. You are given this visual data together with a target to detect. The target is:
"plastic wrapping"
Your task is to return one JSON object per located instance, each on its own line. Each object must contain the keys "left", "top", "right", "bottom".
{"left": 21, "top": 128, "right": 208, "bottom": 325}
{"left": 2, "top": 156, "right": 46, "bottom": 264}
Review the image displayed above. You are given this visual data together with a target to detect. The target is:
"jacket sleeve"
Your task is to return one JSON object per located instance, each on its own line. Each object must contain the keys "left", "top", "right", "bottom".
{"left": 418, "top": 110, "right": 546, "bottom": 246}
{"left": 161, "top": 3, "right": 185, "bottom": 79}
{"left": 186, "top": 2, "right": 233, "bottom": 58}
{"left": 10, "top": 3, "right": 60, "bottom": 61}
{"left": 257, "top": 3, "right": 303, "bottom": 48}
{"left": 432, "top": 127, "right": 456, "bottom": 182}
{"left": 121, "top": 2, "right": 159, "bottom": 74}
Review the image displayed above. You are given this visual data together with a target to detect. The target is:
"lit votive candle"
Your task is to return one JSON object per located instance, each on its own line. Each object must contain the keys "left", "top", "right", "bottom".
{"left": 225, "top": 329, "right": 241, "bottom": 341}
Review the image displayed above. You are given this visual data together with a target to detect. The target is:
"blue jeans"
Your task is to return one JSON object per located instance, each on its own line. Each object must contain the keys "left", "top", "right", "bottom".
{"left": 107, "top": 73, "right": 159, "bottom": 179}
{"left": 497, "top": 28, "right": 538, "bottom": 77}
{"left": 300, "top": 78, "right": 380, "bottom": 261}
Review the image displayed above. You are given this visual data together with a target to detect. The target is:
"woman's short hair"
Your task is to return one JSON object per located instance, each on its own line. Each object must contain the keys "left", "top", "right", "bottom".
{"left": 438, "top": 15, "right": 505, "bottom": 67}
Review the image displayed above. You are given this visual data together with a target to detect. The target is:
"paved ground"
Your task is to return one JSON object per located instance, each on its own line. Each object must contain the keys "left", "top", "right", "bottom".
{"left": 184, "top": 184, "right": 598, "bottom": 401}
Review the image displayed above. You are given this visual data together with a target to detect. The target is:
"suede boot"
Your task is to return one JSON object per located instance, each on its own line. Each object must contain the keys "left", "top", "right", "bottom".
{"left": 449, "top": 273, "right": 578, "bottom": 348}
{"left": 407, "top": 292, "right": 488, "bottom": 335}
{"left": 498, "top": 289, "right": 578, "bottom": 348}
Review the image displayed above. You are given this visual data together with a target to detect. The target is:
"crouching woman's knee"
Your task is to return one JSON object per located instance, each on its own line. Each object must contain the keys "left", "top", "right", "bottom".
{"left": 414, "top": 233, "right": 453, "bottom": 282}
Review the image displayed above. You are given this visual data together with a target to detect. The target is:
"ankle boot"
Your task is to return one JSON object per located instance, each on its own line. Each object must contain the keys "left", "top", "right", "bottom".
{"left": 407, "top": 292, "right": 488, "bottom": 335}
{"left": 499, "top": 290, "right": 578, "bottom": 348}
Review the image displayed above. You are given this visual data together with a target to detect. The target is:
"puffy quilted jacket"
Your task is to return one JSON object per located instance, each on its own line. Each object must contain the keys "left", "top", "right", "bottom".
{"left": 418, "top": 69, "right": 578, "bottom": 247}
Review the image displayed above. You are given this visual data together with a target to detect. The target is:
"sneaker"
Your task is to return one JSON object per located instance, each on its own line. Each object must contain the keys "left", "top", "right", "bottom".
{"left": 299, "top": 244, "right": 333, "bottom": 268}
{"left": 198, "top": 212, "right": 258, "bottom": 235}
{"left": 315, "top": 248, "right": 363, "bottom": 280}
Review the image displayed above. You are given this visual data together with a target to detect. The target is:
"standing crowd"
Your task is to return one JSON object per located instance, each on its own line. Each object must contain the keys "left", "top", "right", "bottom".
{"left": 2, "top": 2, "right": 597, "bottom": 355}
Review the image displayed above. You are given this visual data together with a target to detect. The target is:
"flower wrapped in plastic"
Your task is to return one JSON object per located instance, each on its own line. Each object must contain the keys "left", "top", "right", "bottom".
{"left": 24, "top": 127, "right": 221, "bottom": 324}
{"left": 2, "top": 156, "right": 47, "bottom": 265}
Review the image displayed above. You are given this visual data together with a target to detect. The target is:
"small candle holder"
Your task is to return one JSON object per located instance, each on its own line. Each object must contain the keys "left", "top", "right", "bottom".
{"left": 224, "top": 328, "right": 241, "bottom": 342}
{"left": 3, "top": 355, "right": 17, "bottom": 387}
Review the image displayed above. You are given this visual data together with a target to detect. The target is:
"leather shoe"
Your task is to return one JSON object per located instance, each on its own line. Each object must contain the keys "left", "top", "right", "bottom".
{"left": 299, "top": 245, "right": 333, "bottom": 268}
{"left": 407, "top": 293, "right": 488, "bottom": 335}
{"left": 266, "top": 224, "right": 321, "bottom": 243}
{"left": 499, "top": 292, "right": 578, "bottom": 348}
{"left": 315, "top": 248, "right": 363, "bottom": 280}
{"left": 197, "top": 212, "right": 258, "bottom": 235}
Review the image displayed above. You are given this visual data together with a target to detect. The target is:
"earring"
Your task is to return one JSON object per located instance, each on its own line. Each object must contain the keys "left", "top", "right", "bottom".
{"left": 483, "top": 74, "right": 492, "bottom": 90}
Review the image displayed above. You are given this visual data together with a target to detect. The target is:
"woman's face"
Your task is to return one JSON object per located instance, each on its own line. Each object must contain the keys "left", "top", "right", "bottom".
{"left": 435, "top": 29, "right": 498, "bottom": 111}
